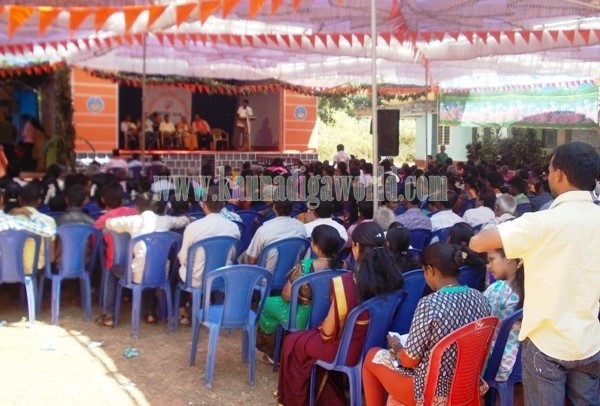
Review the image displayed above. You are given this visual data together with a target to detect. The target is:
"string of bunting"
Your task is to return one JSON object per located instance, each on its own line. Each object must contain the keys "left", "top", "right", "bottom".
{"left": 0, "top": 61, "right": 63, "bottom": 78}
{"left": 443, "top": 79, "right": 598, "bottom": 93}
{"left": 83, "top": 68, "right": 433, "bottom": 99}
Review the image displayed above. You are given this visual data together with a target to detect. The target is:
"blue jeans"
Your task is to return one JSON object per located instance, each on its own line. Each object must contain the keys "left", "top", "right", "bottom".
{"left": 522, "top": 338, "right": 600, "bottom": 406}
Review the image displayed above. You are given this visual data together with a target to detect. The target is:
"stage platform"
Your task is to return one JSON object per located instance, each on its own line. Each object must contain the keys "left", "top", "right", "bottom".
{"left": 75, "top": 149, "right": 318, "bottom": 176}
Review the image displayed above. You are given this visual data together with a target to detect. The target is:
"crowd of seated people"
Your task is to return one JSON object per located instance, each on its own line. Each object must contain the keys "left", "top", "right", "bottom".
{"left": 1, "top": 150, "right": 588, "bottom": 406}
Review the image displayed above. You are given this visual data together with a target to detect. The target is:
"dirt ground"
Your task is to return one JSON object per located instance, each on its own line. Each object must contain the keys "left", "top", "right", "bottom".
{"left": 0, "top": 285, "right": 278, "bottom": 406}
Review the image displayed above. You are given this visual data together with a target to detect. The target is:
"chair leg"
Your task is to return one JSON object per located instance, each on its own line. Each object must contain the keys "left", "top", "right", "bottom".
{"left": 308, "top": 365, "right": 319, "bottom": 406}
{"left": 164, "top": 286, "right": 174, "bottom": 333}
{"left": 205, "top": 325, "right": 220, "bottom": 388}
{"left": 37, "top": 275, "right": 46, "bottom": 316}
{"left": 24, "top": 276, "right": 37, "bottom": 325}
{"left": 99, "top": 270, "right": 108, "bottom": 307}
{"left": 191, "top": 288, "right": 201, "bottom": 337}
{"left": 272, "top": 324, "right": 284, "bottom": 372}
{"left": 131, "top": 288, "right": 142, "bottom": 338}
{"left": 51, "top": 277, "right": 62, "bottom": 325}
{"left": 114, "top": 284, "right": 123, "bottom": 327}
{"left": 189, "top": 313, "right": 202, "bottom": 366}
{"left": 349, "top": 368, "right": 362, "bottom": 406}
{"left": 241, "top": 329, "right": 249, "bottom": 364}
{"left": 173, "top": 286, "right": 181, "bottom": 331}
{"left": 82, "top": 275, "right": 92, "bottom": 322}
{"left": 247, "top": 326, "right": 257, "bottom": 386}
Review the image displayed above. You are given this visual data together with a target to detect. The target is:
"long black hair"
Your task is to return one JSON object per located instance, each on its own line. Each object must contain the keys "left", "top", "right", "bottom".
{"left": 386, "top": 225, "right": 419, "bottom": 272}
{"left": 352, "top": 222, "right": 404, "bottom": 301}
{"left": 311, "top": 225, "right": 344, "bottom": 270}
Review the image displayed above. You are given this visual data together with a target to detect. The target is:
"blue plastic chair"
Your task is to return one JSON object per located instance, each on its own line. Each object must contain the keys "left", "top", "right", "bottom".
{"left": 237, "top": 210, "right": 262, "bottom": 251}
{"left": 515, "top": 203, "right": 532, "bottom": 217}
{"left": 98, "top": 231, "right": 131, "bottom": 307}
{"left": 258, "top": 237, "right": 310, "bottom": 294}
{"left": 38, "top": 224, "right": 100, "bottom": 325}
{"left": 430, "top": 226, "right": 452, "bottom": 243}
{"left": 409, "top": 228, "right": 431, "bottom": 251}
{"left": 173, "top": 236, "right": 240, "bottom": 332}
{"left": 114, "top": 231, "right": 182, "bottom": 337}
{"left": 459, "top": 265, "right": 486, "bottom": 291}
{"left": 189, "top": 265, "right": 272, "bottom": 388}
{"left": 308, "top": 291, "right": 405, "bottom": 406}
{"left": 390, "top": 269, "right": 428, "bottom": 334}
{"left": 0, "top": 230, "right": 41, "bottom": 324}
{"left": 484, "top": 309, "right": 523, "bottom": 406}
{"left": 272, "top": 269, "right": 348, "bottom": 371}
{"left": 232, "top": 221, "right": 248, "bottom": 253}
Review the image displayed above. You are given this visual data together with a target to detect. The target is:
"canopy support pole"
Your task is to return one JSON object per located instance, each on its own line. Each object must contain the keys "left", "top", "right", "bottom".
{"left": 141, "top": 32, "right": 148, "bottom": 175}
{"left": 371, "top": 0, "right": 379, "bottom": 214}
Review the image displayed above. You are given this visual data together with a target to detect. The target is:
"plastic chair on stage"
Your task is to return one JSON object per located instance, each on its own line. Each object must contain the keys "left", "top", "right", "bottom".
{"left": 173, "top": 236, "right": 240, "bottom": 332}
{"left": 459, "top": 265, "right": 487, "bottom": 291}
{"left": 189, "top": 265, "right": 272, "bottom": 388}
{"left": 98, "top": 231, "right": 131, "bottom": 307}
{"left": 0, "top": 230, "right": 41, "bottom": 325}
{"left": 114, "top": 232, "right": 182, "bottom": 337}
{"left": 258, "top": 237, "right": 310, "bottom": 295}
{"left": 308, "top": 291, "right": 405, "bottom": 406}
{"left": 483, "top": 309, "right": 523, "bottom": 406}
{"left": 272, "top": 269, "right": 348, "bottom": 371}
{"left": 211, "top": 128, "right": 229, "bottom": 151}
{"left": 389, "top": 269, "right": 428, "bottom": 334}
{"left": 38, "top": 224, "right": 100, "bottom": 325}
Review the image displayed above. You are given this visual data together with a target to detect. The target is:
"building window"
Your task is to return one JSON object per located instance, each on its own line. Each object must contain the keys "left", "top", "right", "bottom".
{"left": 438, "top": 126, "right": 450, "bottom": 145}
{"left": 541, "top": 129, "right": 557, "bottom": 148}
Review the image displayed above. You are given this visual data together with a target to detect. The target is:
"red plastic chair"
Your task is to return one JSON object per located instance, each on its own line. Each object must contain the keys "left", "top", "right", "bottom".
{"left": 423, "top": 316, "right": 499, "bottom": 405}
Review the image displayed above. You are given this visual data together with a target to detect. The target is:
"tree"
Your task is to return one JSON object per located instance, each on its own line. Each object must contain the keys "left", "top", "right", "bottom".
{"left": 54, "top": 65, "right": 76, "bottom": 170}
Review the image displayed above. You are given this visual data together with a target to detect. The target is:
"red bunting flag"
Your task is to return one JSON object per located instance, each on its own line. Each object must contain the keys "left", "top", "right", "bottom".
{"left": 548, "top": 30, "right": 560, "bottom": 42}
{"left": 165, "top": 33, "right": 176, "bottom": 46}
{"left": 271, "top": 0, "right": 283, "bottom": 13}
{"left": 155, "top": 32, "right": 164, "bottom": 45}
{"left": 578, "top": 29, "right": 590, "bottom": 44}
{"left": 292, "top": 34, "right": 303, "bottom": 47}
{"left": 329, "top": 33, "right": 340, "bottom": 47}
{"left": 476, "top": 31, "right": 487, "bottom": 44}
{"left": 562, "top": 30, "right": 575, "bottom": 44}
{"left": 420, "top": 32, "right": 432, "bottom": 43}
{"left": 381, "top": 33, "right": 392, "bottom": 46}
{"left": 280, "top": 34, "right": 291, "bottom": 48}
{"left": 292, "top": 0, "right": 302, "bottom": 11}
{"left": 519, "top": 30, "right": 531, "bottom": 44}
{"left": 532, "top": 30, "right": 544, "bottom": 43}
{"left": 448, "top": 32, "right": 459, "bottom": 41}
{"left": 354, "top": 34, "right": 365, "bottom": 47}
{"left": 489, "top": 31, "right": 501, "bottom": 44}
{"left": 504, "top": 31, "right": 516, "bottom": 44}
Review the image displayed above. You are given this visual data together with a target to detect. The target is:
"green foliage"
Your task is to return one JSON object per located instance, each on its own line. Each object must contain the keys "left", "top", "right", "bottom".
{"left": 467, "top": 127, "right": 546, "bottom": 168}
{"left": 54, "top": 65, "right": 76, "bottom": 170}
{"left": 466, "top": 128, "right": 501, "bottom": 164}
{"left": 318, "top": 94, "right": 371, "bottom": 125}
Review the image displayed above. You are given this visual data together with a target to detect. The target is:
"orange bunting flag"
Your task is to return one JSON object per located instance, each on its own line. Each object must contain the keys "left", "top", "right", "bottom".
{"left": 249, "top": 0, "right": 267, "bottom": 18}
{"left": 0, "top": 6, "right": 4, "bottom": 16}
{"left": 8, "top": 6, "right": 35, "bottom": 37}
{"left": 39, "top": 7, "right": 62, "bottom": 36}
{"left": 200, "top": 1, "right": 220, "bottom": 23}
{"left": 147, "top": 5, "right": 167, "bottom": 28}
{"left": 123, "top": 6, "right": 145, "bottom": 32}
{"left": 271, "top": 0, "right": 283, "bottom": 13}
{"left": 69, "top": 7, "right": 91, "bottom": 33}
{"left": 94, "top": 7, "right": 116, "bottom": 32}
{"left": 292, "top": 0, "right": 302, "bottom": 11}
{"left": 176, "top": 3, "right": 196, "bottom": 25}
{"left": 222, "top": 0, "right": 239, "bottom": 17}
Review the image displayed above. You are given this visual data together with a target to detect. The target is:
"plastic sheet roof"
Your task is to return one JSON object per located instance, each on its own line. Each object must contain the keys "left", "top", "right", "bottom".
{"left": 0, "top": 0, "right": 599, "bottom": 89}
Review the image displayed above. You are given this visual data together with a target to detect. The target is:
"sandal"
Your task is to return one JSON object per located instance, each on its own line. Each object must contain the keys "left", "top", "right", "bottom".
{"left": 179, "top": 308, "right": 190, "bottom": 326}
{"left": 96, "top": 314, "right": 114, "bottom": 327}
{"left": 146, "top": 315, "right": 156, "bottom": 324}
{"left": 259, "top": 353, "right": 274, "bottom": 366}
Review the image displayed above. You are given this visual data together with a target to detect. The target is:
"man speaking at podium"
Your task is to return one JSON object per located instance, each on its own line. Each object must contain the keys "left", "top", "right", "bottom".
{"left": 236, "top": 99, "right": 255, "bottom": 151}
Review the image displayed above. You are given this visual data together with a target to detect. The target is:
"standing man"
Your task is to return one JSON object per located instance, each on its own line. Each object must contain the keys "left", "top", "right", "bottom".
{"left": 236, "top": 99, "right": 254, "bottom": 151}
{"left": 332, "top": 144, "right": 350, "bottom": 167}
{"left": 470, "top": 142, "right": 600, "bottom": 406}
{"left": 436, "top": 144, "right": 449, "bottom": 166}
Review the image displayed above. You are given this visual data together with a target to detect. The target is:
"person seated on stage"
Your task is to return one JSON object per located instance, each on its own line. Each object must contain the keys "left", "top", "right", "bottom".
{"left": 158, "top": 114, "right": 178, "bottom": 148}
{"left": 143, "top": 112, "right": 159, "bottom": 149}
{"left": 177, "top": 116, "right": 197, "bottom": 150}
{"left": 192, "top": 113, "right": 212, "bottom": 150}
{"left": 120, "top": 115, "right": 138, "bottom": 149}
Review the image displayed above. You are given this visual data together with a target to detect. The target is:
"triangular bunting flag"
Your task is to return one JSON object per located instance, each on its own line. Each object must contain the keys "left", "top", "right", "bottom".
{"left": 578, "top": 29, "right": 590, "bottom": 44}
{"left": 532, "top": 30, "right": 544, "bottom": 43}
{"left": 448, "top": 32, "right": 459, "bottom": 41}
{"left": 476, "top": 31, "right": 487, "bottom": 44}
{"left": 316, "top": 33, "right": 327, "bottom": 47}
{"left": 221, "top": 34, "right": 232, "bottom": 45}
{"left": 209, "top": 34, "right": 219, "bottom": 44}
{"left": 381, "top": 33, "right": 392, "bottom": 46}
{"left": 489, "top": 31, "right": 501, "bottom": 44}
{"left": 23, "top": 43, "right": 34, "bottom": 53}
{"left": 113, "top": 36, "right": 123, "bottom": 46}
{"left": 232, "top": 35, "right": 242, "bottom": 46}
{"left": 177, "top": 33, "right": 187, "bottom": 45}
{"left": 420, "top": 32, "right": 432, "bottom": 43}
{"left": 69, "top": 7, "right": 91, "bottom": 33}
{"left": 15, "top": 45, "right": 25, "bottom": 55}
{"left": 292, "top": 34, "right": 303, "bottom": 47}
{"left": 393, "top": 33, "right": 405, "bottom": 43}
{"left": 123, "top": 34, "right": 133, "bottom": 45}
{"left": 519, "top": 30, "right": 531, "bottom": 44}
{"left": 462, "top": 32, "right": 474, "bottom": 44}
{"left": 594, "top": 29, "right": 600, "bottom": 42}
{"left": 354, "top": 34, "right": 365, "bottom": 47}
{"left": 505, "top": 31, "right": 516, "bottom": 44}
{"left": 94, "top": 7, "right": 116, "bottom": 32}
{"left": 165, "top": 33, "right": 176, "bottom": 46}
{"left": 6, "top": 45, "right": 16, "bottom": 55}
{"left": 133, "top": 33, "right": 143, "bottom": 45}
{"left": 432, "top": 32, "right": 444, "bottom": 42}
{"left": 39, "top": 7, "right": 62, "bottom": 36}
{"left": 341, "top": 33, "right": 352, "bottom": 45}
{"left": 256, "top": 34, "right": 268, "bottom": 45}
{"left": 280, "top": 34, "right": 291, "bottom": 48}
{"left": 188, "top": 33, "right": 198, "bottom": 44}
{"left": 155, "top": 32, "right": 164, "bottom": 46}
{"left": 80, "top": 38, "right": 90, "bottom": 49}
{"left": 292, "top": 0, "right": 302, "bottom": 11}
{"left": 123, "top": 6, "right": 145, "bottom": 32}
{"left": 222, "top": 0, "right": 239, "bottom": 17}
{"left": 329, "top": 33, "right": 340, "bottom": 47}
{"left": 267, "top": 34, "right": 278, "bottom": 45}
{"left": 176, "top": 3, "right": 196, "bottom": 25}
{"left": 249, "top": 0, "right": 267, "bottom": 19}
{"left": 245, "top": 35, "right": 254, "bottom": 46}
{"left": 200, "top": 1, "right": 219, "bottom": 23}
{"left": 147, "top": 5, "right": 167, "bottom": 28}
{"left": 8, "top": 6, "right": 35, "bottom": 37}
{"left": 308, "top": 35, "right": 316, "bottom": 48}
{"left": 0, "top": 6, "right": 4, "bottom": 16}
{"left": 562, "top": 30, "right": 576, "bottom": 44}
{"left": 197, "top": 34, "right": 207, "bottom": 45}
{"left": 271, "top": 0, "right": 283, "bottom": 13}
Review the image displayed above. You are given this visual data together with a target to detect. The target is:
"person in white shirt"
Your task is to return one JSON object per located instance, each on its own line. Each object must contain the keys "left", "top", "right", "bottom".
{"left": 102, "top": 149, "right": 129, "bottom": 175}
{"left": 159, "top": 114, "right": 178, "bottom": 148}
{"left": 304, "top": 200, "right": 348, "bottom": 243}
{"left": 428, "top": 189, "right": 464, "bottom": 232}
{"left": 236, "top": 99, "right": 254, "bottom": 151}
{"left": 462, "top": 186, "right": 496, "bottom": 227}
{"left": 332, "top": 144, "right": 350, "bottom": 167}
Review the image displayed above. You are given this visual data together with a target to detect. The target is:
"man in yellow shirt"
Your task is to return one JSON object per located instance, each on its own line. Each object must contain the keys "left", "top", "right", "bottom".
{"left": 470, "top": 142, "right": 600, "bottom": 406}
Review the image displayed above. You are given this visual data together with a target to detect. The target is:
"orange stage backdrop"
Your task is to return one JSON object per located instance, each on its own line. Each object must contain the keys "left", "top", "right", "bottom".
{"left": 282, "top": 91, "right": 317, "bottom": 151}
{"left": 72, "top": 68, "right": 118, "bottom": 152}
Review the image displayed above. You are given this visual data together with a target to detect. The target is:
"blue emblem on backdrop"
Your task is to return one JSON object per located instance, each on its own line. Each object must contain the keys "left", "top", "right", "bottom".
{"left": 87, "top": 96, "right": 104, "bottom": 114}
{"left": 294, "top": 105, "right": 307, "bottom": 120}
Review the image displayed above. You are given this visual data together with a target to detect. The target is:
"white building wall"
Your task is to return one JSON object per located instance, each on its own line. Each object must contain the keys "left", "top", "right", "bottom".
{"left": 415, "top": 114, "right": 470, "bottom": 163}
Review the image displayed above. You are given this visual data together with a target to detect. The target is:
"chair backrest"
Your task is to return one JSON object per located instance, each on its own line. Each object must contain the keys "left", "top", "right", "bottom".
{"left": 127, "top": 231, "right": 182, "bottom": 286}
{"left": 390, "top": 269, "right": 428, "bottom": 334}
{"left": 258, "top": 237, "right": 310, "bottom": 291}
{"left": 424, "top": 316, "right": 499, "bottom": 405}
{"left": 410, "top": 228, "right": 432, "bottom": 251}
{"left": 288, "top": 269, "right": 348, "bottom": 329}
{"left": 130, "top": 166, "right": 142, "bottom": 178}
{"left": 332, "top": 291, "right": 405, "bottom": 367}
{"left": 483, "top": 309, "right": 523, "bottom": 383}
{"left": 184, "top": 236, "right": 240, "bottom": 288}
{"left": 515, "top": 203, "right": 532, "bottom": 217}
{"left": 0, "top": 230, "right": 41, "bottom": 283}
{"left": 202, "top": 265, "right": 272, "bottom": 328}
{"left": 458, "top": 265, "right": 486, "bottom": 291}
{"left": 431, "top": 227, "right": 452, "bottom": 243}
{"left": 56, "top": 224, "right": 100, "bottom": 277}
{"left": 106, "top": 230, "right": 131, "bottom": 267}
{"left": 211, "top": 128, "right": 228, "bottom": 141}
